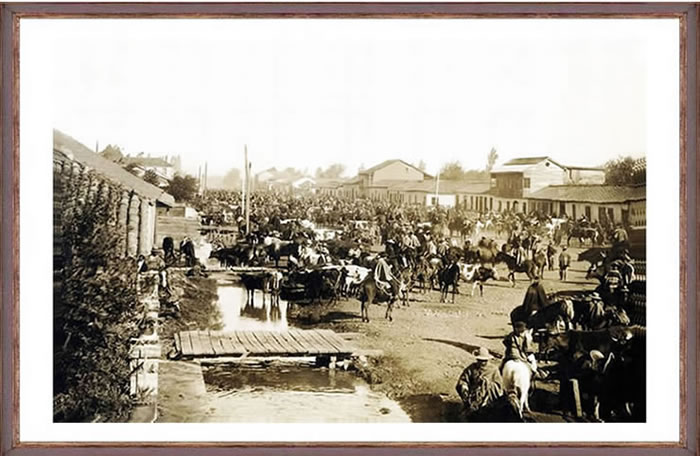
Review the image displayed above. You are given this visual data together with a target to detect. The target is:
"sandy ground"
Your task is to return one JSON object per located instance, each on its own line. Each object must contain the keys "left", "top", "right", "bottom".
{"left": 294, "top": 246, "right": 599, "bottom": 422}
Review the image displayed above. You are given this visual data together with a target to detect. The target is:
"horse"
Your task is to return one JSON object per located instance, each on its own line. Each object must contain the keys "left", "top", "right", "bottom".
{"left": 358, "top": 273, "right": 402, "bottom": 322}
{"left": 438, "top": 262, "right": 461, "bottom": 303}
{"left": 502, "top": 360, "right": 533, "bottom": 419}
{"left": 495, "top": 251, "right": 538, "bottom": 286}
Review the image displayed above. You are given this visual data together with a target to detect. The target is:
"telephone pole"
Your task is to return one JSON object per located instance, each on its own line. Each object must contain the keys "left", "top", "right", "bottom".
{"left": 244, "top": 145, "right": 251, "bottom": 235}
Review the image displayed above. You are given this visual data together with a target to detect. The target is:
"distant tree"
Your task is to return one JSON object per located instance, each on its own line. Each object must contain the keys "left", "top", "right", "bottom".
{"left": 142, "top": 169, "right": 160, "bottom": 186}
{"left": 316, "top": 163, "right": 346, "bottom": 179}
{"left": 283, "top": 167, "right": 304, "bottom": 178}
{"left": 439, "top": 161, "right": 467, "bottom": 180}
{"left": 486, "top": 147, "right": 499, "bottom": 171}
{"left": 100, "top": 145, "right": 123, "bottom": 162}
{"left": 603, "top": 156, "right": 646, "bottom": 185}
{"left": 463, "top": 169, "right": 488, "bottom": 180}
{"left": 166, "top": 174, "right": 199, "bottom": 202}
{"left": 222, "top": 168, "right": 242, "bottom": 190}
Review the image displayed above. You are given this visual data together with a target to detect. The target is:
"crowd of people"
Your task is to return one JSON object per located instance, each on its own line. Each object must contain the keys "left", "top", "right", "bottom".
{"left": 190, "top": 189, "right": 640, "bottom": 422}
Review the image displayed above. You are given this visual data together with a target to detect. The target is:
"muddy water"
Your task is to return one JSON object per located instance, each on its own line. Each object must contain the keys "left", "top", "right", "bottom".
{"left": 214, "top": 276, "right": 288, "bottom": 331}
{"left": 157, "top": 276, "right": 410, "bottom": 423}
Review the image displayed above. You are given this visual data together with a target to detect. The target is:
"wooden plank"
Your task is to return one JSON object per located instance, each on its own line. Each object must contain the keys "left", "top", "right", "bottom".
{"left": 197, "top": 331, "right": 215, "bottom": 356}
{"left": 180, "top": 331, "right": 194, "bottom": 356}
{"left": 305, "top": 330, "right": 341, "bottom": 354}
{"left": 269, "top": 331, "right": 306, "bottom": 355}
{"left": 237, "top": 331, "right": 266, "bottom": 355}
{"left": 174, "top": 332, "right": 182, "bottom": 355}
{"left": 210, "top": 332, "right": 226, "bottom": 355}
{"left": 289, "top": 329, "right": 323, "bottom": 355}
{"left": 254, "top": 331, "right": 286, "bottom": 354}
{"left": 229, "top": 332, "right": 250, "bottom": 354}
{"left": 286, "top": 329, "right": 317, "bottom": 354}
{"left": 315, "top": 329, "right": 347, "bottom": 352}
{"left": 218, "top": 334, "right": 237, "bottom": 354}
{"left": 227, "top": 333, "right": 248, "bottom": 354}
{"left": 249, "top": 331, "right": 276, "bottom": 354}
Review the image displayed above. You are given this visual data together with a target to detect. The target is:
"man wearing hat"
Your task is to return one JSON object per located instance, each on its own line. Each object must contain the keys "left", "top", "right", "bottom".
{"left": 501, "top": 320, "right": 538, "bottom": 375}
{"left": 456, "top": 347, "right": 503, "bottom": 416}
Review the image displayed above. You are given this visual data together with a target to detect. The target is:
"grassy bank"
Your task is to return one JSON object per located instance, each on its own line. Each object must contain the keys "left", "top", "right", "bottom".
{"left": 159, "top": 271, "right": 222, "bottom": 349}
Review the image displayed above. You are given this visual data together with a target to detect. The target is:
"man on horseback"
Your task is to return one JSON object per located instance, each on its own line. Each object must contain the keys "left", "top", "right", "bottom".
{"left": 374, "top": 253, "right": 398, "bottom": 299}
{"left": 501, "top": 321, "right": 538, "bottom": 376}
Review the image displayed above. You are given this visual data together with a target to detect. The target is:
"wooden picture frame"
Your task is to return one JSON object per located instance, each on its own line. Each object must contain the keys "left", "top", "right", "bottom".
{"left": 0, "top": 2, "right": 697, "bottom": 454}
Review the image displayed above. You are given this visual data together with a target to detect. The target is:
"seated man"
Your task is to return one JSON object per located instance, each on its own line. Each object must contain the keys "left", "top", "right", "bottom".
{"left": 373, "top": 254, "right": 396, "bottom": 297}
{"left": 501, "top": 321, "right": 538, "bottom": 376}
{"left": 456, "top": 347, "right": 503, "bottom": 417}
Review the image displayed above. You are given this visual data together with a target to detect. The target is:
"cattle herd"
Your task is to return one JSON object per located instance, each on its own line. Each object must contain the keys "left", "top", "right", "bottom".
{"left": 182, "top": 190, "right": 646, "bottom": 422}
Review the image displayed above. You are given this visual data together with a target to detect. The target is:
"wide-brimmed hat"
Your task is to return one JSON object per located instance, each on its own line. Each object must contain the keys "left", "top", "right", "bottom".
{"left": 474, "top": 347, "right": 492, "bottom": 361}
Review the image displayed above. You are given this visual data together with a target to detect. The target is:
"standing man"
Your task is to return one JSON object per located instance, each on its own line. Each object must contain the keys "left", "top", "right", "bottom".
{"left": 559, "top": 246, "right": 571, "bottom": 281}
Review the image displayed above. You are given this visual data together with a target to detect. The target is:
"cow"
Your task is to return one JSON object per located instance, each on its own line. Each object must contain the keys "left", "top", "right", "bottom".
{"left": 264, "top": 237, "right": 300, "bottom": 269}
{"left": 502, "top": 360, "right": 532, "bottom": 419}
{"left": 459, "top": 263, "right": 499, "bottom": 297}
{"left": 239, "top": 273, "right": 271, "bottom": 307}
{"left": 338, "top": 265, "right": 370, "bottom": 297}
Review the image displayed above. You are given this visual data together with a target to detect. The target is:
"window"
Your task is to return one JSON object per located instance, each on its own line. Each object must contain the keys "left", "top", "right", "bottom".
{"left": 560, "top": 202, "right": 566, "bottom": 216}
{"left": 490, "top": 198, "right": 493, "bottom": 210}
{"left": 523, "top": 178, "right": 531, "bottom": 188}
{"left": 522, "top": 202, "right": 527, "bottom": 213}
{"left": 431, "top": 197, "right": 437, "bottom": 206}
{"left": 498, "top": 201, "right": 502, "bottom": 212}
{"left": 585, "top": 206, "right": 592, "bottom": 219}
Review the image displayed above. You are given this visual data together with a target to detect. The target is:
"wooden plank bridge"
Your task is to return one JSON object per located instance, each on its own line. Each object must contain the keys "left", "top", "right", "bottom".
{"left": 174, "top": 329, "right": 357, "bottom": 359}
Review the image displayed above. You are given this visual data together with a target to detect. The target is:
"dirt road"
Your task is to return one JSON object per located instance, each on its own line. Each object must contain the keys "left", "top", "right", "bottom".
{"left": 293, "top": 246, "right": 599, "bottom": 422}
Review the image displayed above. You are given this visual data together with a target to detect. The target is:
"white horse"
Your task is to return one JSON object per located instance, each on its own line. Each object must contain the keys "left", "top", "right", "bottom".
{"left": 502, "top": 360, "right": 533, "bottom": 419}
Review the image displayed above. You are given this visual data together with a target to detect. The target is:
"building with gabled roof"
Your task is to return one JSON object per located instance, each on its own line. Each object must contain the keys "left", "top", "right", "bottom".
{"left": 490, "top": 156, "right": 605, "bottom": 199}
{"left": 527, "top": 184, "right": 645, "bottom": 225}
{"left": 54, "top": 129, "right": 175, "bottom": 261}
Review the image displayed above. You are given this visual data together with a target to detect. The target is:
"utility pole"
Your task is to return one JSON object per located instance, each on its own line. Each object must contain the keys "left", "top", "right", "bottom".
{"left": 204, "top": 162, "right": 208, "bottom": 192}
{"left": 241, "top": 148, "right": 246, "bottom": 225}
{"left": 244, "top": 145, "right": 251, "bottom": 235}
{"left": 434, "top": 170, "right": 440, "bottom": 207}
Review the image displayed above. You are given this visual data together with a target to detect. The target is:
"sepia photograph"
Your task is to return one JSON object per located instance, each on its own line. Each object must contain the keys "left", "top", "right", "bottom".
{"left": 3, "top": 3, "right": 693, "bottom": 449}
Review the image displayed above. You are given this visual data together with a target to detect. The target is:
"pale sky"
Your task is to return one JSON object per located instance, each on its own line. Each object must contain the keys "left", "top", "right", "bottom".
{"left": 45, "top": 18, "right": 677, "bottom": 177}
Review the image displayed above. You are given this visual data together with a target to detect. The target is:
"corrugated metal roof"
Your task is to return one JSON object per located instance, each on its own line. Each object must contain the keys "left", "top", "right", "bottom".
{"left": 54, "top": 130, "right": 175, "bottom": 206}
{"left": 527, "top": 185, "right": 646, "bottom": 203}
